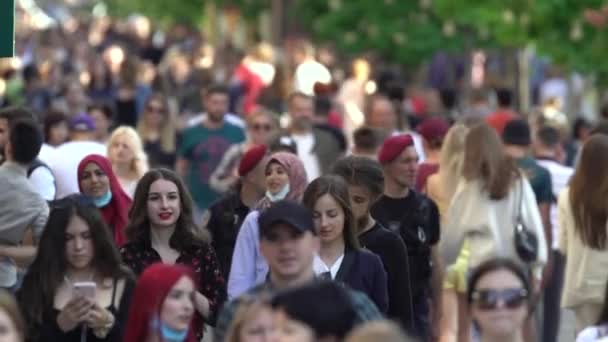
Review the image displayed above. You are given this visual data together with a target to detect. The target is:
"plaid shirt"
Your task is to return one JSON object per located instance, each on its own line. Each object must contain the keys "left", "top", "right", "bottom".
{"left": 213, "top": 279, "right": 383, "bottom": 342}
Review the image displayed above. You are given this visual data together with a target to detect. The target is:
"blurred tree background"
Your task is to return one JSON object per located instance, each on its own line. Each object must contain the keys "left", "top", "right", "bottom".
{"left": 102, "top": 0, "right": 608, "bottom": 81}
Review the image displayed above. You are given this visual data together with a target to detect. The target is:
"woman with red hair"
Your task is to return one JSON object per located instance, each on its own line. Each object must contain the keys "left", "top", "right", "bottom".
{"left": 124, "top": 263, "right": 197, "bottom": 342}
{"left": 78, "top": 154, "right": 132, "bottom": 246}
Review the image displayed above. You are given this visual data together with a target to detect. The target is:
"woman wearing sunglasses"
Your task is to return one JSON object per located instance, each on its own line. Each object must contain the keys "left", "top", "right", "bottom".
{"left": 136, "top": 93, "right": 180, "bottom": 169}
{"left": 467, "top": 258, "right": 532, "bottom": 342}
{"left": 17, "top": 195, "right": 135, "bottom": 342}
{"left": 210, "top": 109, "right": 279, "bottom": 194}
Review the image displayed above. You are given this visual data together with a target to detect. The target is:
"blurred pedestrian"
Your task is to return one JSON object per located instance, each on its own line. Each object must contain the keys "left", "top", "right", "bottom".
{"left": 17, "top": 195, "right": 134, "bottom": 341}
{"left": 107, "top": 126, "right": 149, "bottom": 197}
{"left": 558, "top": 135, "right": 608, "bottom": 332}
{"left": 224, "top": 296, "right": 275, "bottom": 342}
{"left": 77, "top": 154, "right": 132, "bottom": 247}
{"left": 210, "top": 109, "right": 278, "bottom": 194}
{"left": 52, "top": 113, "right": 106, "bottom": 199}
{"left": 215, "top": 200, "right": 383, "bottom": 342}
{"left": 303, "top": 175, "right": 389, "bottom": 313}
{"left": 228, "top": 152, "right": 307, "bottom": 298}
{"left": 415, "top": 117, "right": 449, "bottom": 191}
{"left": 136, "top": 93, "right": 179, "bottom": 169}
{"left": 206, "top": 145, "right": 268, "bottom": 279}
{"left": 176, "top": 84, "right": 246, "bottom": 215}
{"left": 372, "top": 134, "right": 443, "bottom": 340}
{"left": 332, "top": 156, "right": 412, "bottom": 330}
{"left": 123, "top": 263, "right": 197, "bottom": 342}
{"left": 0, "top": 117, "right": 48, "bottom": 291}
{"left": 120, "top": 169, "right": 226, "bottom": 340}
{"left": 468, "top": 258, "right": 533, "bottom": 342}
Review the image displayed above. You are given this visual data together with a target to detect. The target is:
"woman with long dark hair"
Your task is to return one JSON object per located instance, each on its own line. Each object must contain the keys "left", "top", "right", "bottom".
{"left": 442, "top": 123, "right": 548, "bottom": 280}
{"left": 302, "top": 175, "right": 388, "bottom": 313}
{"left": 558, "top": 134, "right": 608, "bottom": 332}
{"left": 17, "top": 195, "right": 134, "bottom": 341}
{"left": 120, "top": 169, "right": 226, "bottom": 340}
{"left": 77, "top": 154, "right": 132, "bottom": 246}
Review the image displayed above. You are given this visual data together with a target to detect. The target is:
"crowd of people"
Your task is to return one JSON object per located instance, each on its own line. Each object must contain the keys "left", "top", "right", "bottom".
{"left": 1, "top": 10, "right": 608, "bottom": 342}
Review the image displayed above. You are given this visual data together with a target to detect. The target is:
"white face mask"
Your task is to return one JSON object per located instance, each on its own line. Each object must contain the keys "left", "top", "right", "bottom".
{"left": 266, "top": 183, "right": 290, "bottom": 202}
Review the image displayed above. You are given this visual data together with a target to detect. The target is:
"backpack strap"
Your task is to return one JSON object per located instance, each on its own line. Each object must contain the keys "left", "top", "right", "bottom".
{"left": 27, "top": 158, "right": 48, "bottom": 177}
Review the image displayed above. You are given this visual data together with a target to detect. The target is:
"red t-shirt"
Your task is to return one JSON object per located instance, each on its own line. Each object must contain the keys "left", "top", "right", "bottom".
{"left": 416, "top": 162, "right": 439, "bottom": 192}
{"left": 486, "top": 110, "right": 518, "bottom": 135}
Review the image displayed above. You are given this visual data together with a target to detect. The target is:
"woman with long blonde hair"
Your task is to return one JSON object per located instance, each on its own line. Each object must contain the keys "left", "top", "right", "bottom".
{"left": 425, "top": 124, "right": 471, "bottom": 342}
{"left": 136, "top": 93, "right": 179, "bottom": 169}
{"left": 107, "top": 126, "right": 149, "bottom": 198}
{"left": 441, "top": 123, "right": 547, "bottom": 289}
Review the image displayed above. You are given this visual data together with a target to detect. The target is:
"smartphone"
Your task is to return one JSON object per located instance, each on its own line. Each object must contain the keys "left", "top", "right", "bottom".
{"left": 73, "top": 282, "right": 96, "bottom": 299}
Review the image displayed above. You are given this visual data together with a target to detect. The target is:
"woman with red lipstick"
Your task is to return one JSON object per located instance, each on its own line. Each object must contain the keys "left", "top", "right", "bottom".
{"left": 124, "top": 263, "right": 197, "bottom": 342}
{"left": 120, "top": 169, "right": 227, "bottom": 341}
{"left": 77, "top": 154, "right": 132, "bottom": 247}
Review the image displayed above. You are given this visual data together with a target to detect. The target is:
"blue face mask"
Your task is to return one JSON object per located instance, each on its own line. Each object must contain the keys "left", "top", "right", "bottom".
{"left": 151, "top": 317, "right": 189, "bottom": 342}
{"left": 266, "top": 183, "right": 290, "bottom": 202}
{"left": 160, "top": 323, "right": 188, "bottom": 342}
{"left": 92, "top": 190, "right": 112, "bottom": 208}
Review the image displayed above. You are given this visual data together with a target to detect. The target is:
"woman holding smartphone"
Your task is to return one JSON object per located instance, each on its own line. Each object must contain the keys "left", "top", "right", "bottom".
{"left": 17, "top": 195, "right": 135, "bottom": 341}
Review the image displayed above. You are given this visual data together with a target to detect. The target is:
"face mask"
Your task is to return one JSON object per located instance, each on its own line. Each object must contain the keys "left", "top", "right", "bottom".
{"left": 151, "top": 317, "right": 188, "bottom": 342}
{"left": 266, "top": 183, "right": 290, "bottom": 202}
{"left": 160, "top": 323, "right": 188, "bottom": 342}
{"left": 92, "top": 190, "right": 112, "bottom": 208}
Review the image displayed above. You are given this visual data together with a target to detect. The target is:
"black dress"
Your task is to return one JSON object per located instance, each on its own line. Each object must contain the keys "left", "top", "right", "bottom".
{"left": 36, "top": 278, "right": 134, "bottom": 342}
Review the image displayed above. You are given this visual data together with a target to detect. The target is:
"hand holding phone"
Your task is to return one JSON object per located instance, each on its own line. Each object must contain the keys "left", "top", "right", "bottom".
{"left": 73, "top": 282, "right": 96, "bottom": 299}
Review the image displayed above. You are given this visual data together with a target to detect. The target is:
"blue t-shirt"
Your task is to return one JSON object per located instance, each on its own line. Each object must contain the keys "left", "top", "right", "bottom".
{"left": 178, "top": 122, "right": 245, "bottom": 210}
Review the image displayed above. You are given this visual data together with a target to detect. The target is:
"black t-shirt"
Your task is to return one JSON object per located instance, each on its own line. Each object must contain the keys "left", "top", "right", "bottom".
{"left": 370, "top": 190, "right": 440, "bottom": 289}
{"left": 359, "top": 222, "right": 413, "bottom": 329}
{"left": 207, "top": 191, "right": 251, "bottom": 279}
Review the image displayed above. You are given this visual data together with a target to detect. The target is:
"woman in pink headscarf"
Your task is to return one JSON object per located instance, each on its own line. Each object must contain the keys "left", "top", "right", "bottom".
{"left": 227, "top": 152, "right": 308, "bottom": 299}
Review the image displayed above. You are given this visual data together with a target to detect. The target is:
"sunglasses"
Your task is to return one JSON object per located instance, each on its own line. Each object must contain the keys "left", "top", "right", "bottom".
{"left": 251, "top": 123, "right": 272, "bottom": 132}
{"left": 147, "top": 105, "right": 165, "bottom": 114}
{"left": 50, "top": 194, "right": 95, "bottom": 209}
{"left": 471, "top": 288, "right": 528, "bottom": 310}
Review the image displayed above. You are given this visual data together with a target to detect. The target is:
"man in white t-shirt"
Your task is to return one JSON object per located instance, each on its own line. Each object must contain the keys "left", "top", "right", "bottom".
{"left": 533, "top": 125, "right": 574, "bottom": 342}
{"left": 186, "top": 112, "right": 245, "bottom": 129}
{"left": 52, "top": 113, "right": 107, "bottom": 199}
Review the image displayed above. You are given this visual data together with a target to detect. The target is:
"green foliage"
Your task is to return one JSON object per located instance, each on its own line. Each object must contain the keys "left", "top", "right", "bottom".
{"left": 292, "top": 0, "right": 608, "bottom": 78}
{"left": 105, "top": 0, "right": 206, "bottom": 27}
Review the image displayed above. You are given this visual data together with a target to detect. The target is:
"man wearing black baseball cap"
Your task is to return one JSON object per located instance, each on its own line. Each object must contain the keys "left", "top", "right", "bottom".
{"left": 214, "top": 200, "right": 383, "bottom": 341}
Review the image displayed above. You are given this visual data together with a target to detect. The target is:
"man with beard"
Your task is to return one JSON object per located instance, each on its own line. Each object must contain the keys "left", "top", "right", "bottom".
{"left": 371, "top": 134, "right": 443, "bottom": 341}
{"left": 176, "top": 84, "right": 245, "bottom": 215}
{"left": 332, "top": 156, "right": 414, "bottom": 334}
{"left": 287, "top": 92, "right": 343, "bottom": 182}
